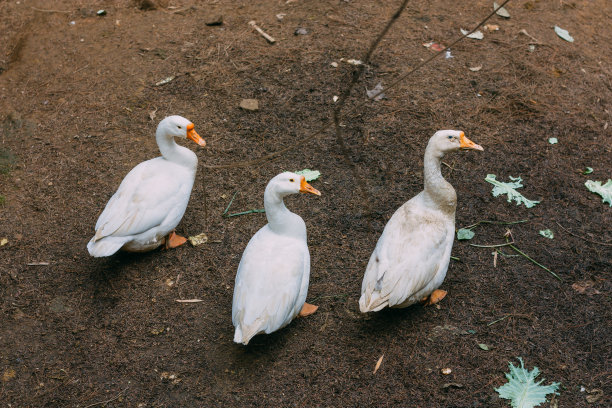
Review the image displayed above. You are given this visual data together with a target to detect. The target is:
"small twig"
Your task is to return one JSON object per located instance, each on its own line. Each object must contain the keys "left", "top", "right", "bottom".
{"left": 469, "top": 242, "right": 514, "bottom": 248}
{"left": 508, "top": 244, "right": 561, "bottom": 281}
{"left": 518, "top": 29, "right": 543, "bottom": 44}
{"left": 462, "top": 219, "right": 528, "bottom": 230}
{"left": 555, "top": 221, "right": 612, "bottom": 246}
{"left": 225, "top": 209, "right": 265, "bottom": 218}
{"left": 73, "top": 64, "right": 89, "bottom": 74}
{"left": 83, "top": 387, "right": 129, "bottom": 408}
{"left": 248, "top": 21, "right": 276, "bottom": 44}
{"left": 487, "top": 315, "right": 510, "bottom": 326}
{"left": 309, "top": 293, "right": 349, "bottom": 303}
{"left": 31, "top": 6, "right": 71, "bottom": 13}
{"left": 222, "top": 191, "right": 239, "bottom": 216}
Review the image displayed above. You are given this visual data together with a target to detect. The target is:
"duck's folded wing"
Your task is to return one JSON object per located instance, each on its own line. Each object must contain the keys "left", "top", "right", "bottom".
{"left": 232, "top": 231, "right": 305, "bottom": 338}
{"left": 93, "top": 161, "right": 184, "bottom": 241}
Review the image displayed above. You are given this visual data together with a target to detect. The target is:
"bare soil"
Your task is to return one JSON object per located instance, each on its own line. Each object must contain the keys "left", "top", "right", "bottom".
{"left": 1, "top": 1, "right": 610, "bottom": 407}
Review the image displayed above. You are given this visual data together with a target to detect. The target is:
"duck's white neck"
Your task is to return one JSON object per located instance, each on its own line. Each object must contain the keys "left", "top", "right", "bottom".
{"left": 156, "top": 126, "right": 198, "bottom": 171}
{"left": 263, "top": 188, "right": 306, "bottom": 239}
{"left": 423, "top": 146, "right": 457, "bottom": 214}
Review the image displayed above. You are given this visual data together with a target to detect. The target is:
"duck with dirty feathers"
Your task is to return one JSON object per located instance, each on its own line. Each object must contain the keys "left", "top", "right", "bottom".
{"left": 359, "top": 130, "right": 483, "bottom": 312}
{"left": 87, "top": 115, "right": 206, "bottom": 257}
{"left": 232, "top": 172, "right": 321, "bottom": 345}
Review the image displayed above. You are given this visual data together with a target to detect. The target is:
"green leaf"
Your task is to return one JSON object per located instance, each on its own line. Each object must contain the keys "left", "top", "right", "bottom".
{"left": 554, "top": 26, "right": 574, "bottom": 43}
{"left": 457, "top": 228, "right": 475, "bottom": 240}
{"left": 478, "top": 343, "right": 489, "bottom": 351}
{"left": 295, "top": 169, "right": 321, "bottom": 182}
{"left": 539, "top": 229, "right": 554, "bottom": 239}
{"left": 585, "top": 179, "right": 612, "bottom": 207}
{"left": 485, "top": 174, "right": 540, "bottom": 208}
{"left": 582, "top": 167, "right": 593, "bottom": 175}
{"left": 547, "top": 138, "right": 558, "bottom": 144}
{"left": 495, "top": 357, "right": 560, "bottom": 408}
{"left": 494, "top": 2, "right": 510, "bottom": 18}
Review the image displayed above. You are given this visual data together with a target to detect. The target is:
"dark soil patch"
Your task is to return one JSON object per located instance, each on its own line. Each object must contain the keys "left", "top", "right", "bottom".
{"left": 1, "top": 1, "right": 610, "bottom": 407}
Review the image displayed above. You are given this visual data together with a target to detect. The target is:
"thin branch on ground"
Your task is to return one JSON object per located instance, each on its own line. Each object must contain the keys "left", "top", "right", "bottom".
{"left": 83, "top": 387, "right": 129, "bottom": 408}
{"left": 508, "top": 243, "right": 562, "bottom": 281}
{"left": 222, "top": 191, "right": 239, "bottom": 216}
{"left": 461, "top": 219, "right": 528, "bottom": 230}
{"left": 470, "top": 242, "right": 515, "bottom": 248}
{"left": 330, "top": 1, "right": 410, "bottom": 217}
{"left": 31, "top": 7, "right": 72, "bottom": 13}
{"left": 202, "top": 0, "right": 512, "bottom": 170}
{"left": 224, "top": 209, "right": 265, "bottom": 218}
{"left": 555, "top": 221, "right": 612, "bottom": 246}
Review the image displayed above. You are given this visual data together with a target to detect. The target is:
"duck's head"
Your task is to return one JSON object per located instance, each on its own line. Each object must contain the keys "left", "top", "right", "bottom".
{"left": 266, "top": 172, "right": 321, "bottom": 198}
{"left": 157, "top": 115, "right": 206, "bottom": 146}
{"left": 429, "top": 130, "right": 483, "bottom": 155}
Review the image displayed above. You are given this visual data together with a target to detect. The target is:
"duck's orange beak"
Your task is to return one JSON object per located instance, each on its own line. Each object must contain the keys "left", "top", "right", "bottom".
{"left": 299, "top": 176, "right": 321, "bottom": 196}
{"left": 186, "top": 123, "right": 206, "bottom": 147}
{"left": 459, "top": 132, "right": 483, "bottom": 151}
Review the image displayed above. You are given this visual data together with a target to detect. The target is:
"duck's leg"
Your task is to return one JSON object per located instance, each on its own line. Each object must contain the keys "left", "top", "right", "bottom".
{"left": 423, "top": 289, "right": 447, "bottom": 306}
{"left": 298, "top": 303, "right": 319, "bottom": 317}
{"left": 165, "top": 231, "right": 187, "bottom": 249}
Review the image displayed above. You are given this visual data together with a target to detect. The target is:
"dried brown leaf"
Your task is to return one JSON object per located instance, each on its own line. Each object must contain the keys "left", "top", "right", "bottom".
{"left": 373, "top": 354, "right": 384, "bottom": 374}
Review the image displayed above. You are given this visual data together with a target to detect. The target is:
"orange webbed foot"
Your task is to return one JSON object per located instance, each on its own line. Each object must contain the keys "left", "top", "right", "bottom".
{"left": 298, "top": 302, "right": 319, "bottom": 317}
{"left": 424, "top": 289, "right": 447, "bottom": 306}
{"left": 165, "top": 231, "right": 187, "bottom": 249}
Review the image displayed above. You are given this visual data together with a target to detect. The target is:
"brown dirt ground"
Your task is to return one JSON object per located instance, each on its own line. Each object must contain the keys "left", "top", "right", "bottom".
{"left": 1, "top": 0, "right": 611, "bottom": 407}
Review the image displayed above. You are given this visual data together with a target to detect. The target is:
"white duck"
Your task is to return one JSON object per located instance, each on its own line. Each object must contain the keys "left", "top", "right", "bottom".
{"left": 87, "top": 115, "right": 206, "bottom": 257}
{"left": 359, "top": 130, "right": 483, "bottom": 312}
{"left": 232, "top": 172, "right": 321, "bottom": 345}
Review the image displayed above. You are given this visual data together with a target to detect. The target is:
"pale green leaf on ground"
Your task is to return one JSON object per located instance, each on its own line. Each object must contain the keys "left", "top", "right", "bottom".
{"left": 457, "top": 228, "right": 475, "bottom": 240}
{"left": 485, "top": 174, "right": 540, "bottom": 208}
{"left": 478, "top": 343, "right": 490, "bottom": 351}
{"left": 495, "top": 357, "right": 560, "bottom": 408}
{"left": 585, "top": 179, "right": 612, "bottom": 206}
{"left": 494, "top": 2, "right": 510, "bottom": 18}
{"left": 554, "top": 26, "right": 574, "bottom": 42}
{"left": 295, "top": 169, "right": 321, "bottom": 182}
{"left": 548, "top": 138, "right": 558, "bottom": 144}
{"left": 461, "top": 28, "right": 484, "bottom": 40}
{"left": 582, "top": 167, "right": 593, "bottom": 175}
{"left": 539, "top": 229, "right": 554, "bottom": 239}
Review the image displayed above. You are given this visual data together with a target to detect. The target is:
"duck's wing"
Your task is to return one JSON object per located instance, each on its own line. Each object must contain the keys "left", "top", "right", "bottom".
{"left": 360, "top": 199, "right": 453, "bottom": 311}
{"left": 92, "top": 158, "right": 188, "bottom": 241}
{"left": 232, "top": 228, "right": 307, "bottom": 344}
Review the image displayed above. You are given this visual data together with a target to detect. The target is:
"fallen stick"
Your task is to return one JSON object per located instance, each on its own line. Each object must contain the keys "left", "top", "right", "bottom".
{"left": 225, "top": 209, "right": 265, "bottom": 218}
{"left": 31, "top": 6, "right": 71, "bottom": 13}
{"left": 508, "top": 244, "right": 561, "bottom": 281}
{"left": 249, "top": 21, "right": 276, "bottom": 44}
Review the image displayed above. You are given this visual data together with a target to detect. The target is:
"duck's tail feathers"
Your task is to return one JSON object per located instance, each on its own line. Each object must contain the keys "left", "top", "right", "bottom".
{"left": 87, "top": 236, "right": 127, "bottom": 257}
{"left": 359, "top": 291, "right": 389, "bottom": 313}
{"left": 233, "top": 324, "right": 263, "bottom": 346}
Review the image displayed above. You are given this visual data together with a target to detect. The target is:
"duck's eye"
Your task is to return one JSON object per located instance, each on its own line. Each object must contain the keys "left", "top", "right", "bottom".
{"left": 447, "top": 135, "right": 453, "bottom": 139}
{"left": 289, "top": 178, "right": 295, "bottom": 182}
{"left": 178, "top": 125, "right": 182, "bottom": 129}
